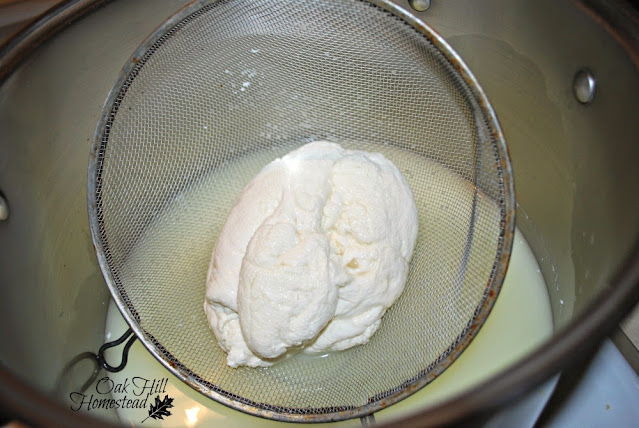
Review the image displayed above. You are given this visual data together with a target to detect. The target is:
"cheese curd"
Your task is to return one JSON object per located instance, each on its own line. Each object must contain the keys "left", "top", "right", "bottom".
{"left": 204, "top": 141, "right": 418, "bottom": 367}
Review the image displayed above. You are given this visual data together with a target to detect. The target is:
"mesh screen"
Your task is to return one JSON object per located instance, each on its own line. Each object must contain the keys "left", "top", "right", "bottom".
{"left": 91, "top": 0, "right": 512, "bottom": 420}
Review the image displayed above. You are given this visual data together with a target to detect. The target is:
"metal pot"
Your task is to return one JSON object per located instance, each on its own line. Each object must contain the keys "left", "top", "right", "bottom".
{"left": 0, "top": 0, "right": 637, "bottom": 426}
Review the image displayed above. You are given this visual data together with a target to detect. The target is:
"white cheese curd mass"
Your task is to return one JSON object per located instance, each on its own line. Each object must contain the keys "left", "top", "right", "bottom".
{"left": 204, "top": 141, "right": 419, "bottom": 368}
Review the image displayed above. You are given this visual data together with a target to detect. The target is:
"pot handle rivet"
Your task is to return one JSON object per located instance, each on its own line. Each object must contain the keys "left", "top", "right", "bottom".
{"left": 0, "top": 193, "right": 8, "bottom": 221}
{"left": 573, "top": 69, "right": 596, "bottom": 104}
{"left": 408, "top": 0, "right": 431, "bottom": 12}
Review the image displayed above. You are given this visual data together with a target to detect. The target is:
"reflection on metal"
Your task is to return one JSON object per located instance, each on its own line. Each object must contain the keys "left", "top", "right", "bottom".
{"left": 0, "top": 0, "right": 112, "bottom": 85}
{"left": 573, "top": 69, "right": 596, "bottom": 104}
{"left": 360, "top": 413, "right": 376, "bottom": 425}
{"left": 55, "top": 352, "right": 101, "bottom": 395}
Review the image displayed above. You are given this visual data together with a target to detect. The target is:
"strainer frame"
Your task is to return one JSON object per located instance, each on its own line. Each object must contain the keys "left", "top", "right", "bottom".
{"left": 87, "top": 0, "right": 515, "bottom": 422}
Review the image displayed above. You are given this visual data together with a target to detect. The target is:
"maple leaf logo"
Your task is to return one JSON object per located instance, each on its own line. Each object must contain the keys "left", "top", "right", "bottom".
{"left": 142, "top": 394, "right": 174, "bottom": 423}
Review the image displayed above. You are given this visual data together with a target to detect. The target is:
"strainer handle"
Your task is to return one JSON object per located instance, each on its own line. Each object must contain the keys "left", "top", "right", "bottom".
{"left": 96, "top": 328, "right": 136, "bottom": 373}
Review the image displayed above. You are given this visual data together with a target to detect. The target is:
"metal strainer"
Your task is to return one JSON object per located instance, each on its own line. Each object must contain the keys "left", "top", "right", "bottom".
{"left": 88, "top": 0, "right": 515, "bottom": 422}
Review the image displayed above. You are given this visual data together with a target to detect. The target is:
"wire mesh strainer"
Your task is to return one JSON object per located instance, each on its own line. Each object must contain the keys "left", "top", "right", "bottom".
{"left": 88, "top": 0, "right": 515, "bottom": 422}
